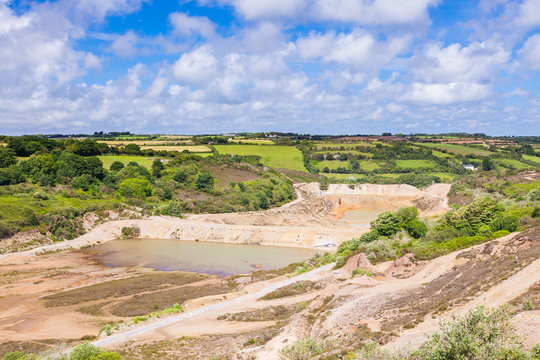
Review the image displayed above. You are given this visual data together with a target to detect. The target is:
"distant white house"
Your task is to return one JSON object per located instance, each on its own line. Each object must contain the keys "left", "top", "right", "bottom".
{"left": 463, "top": 164, "right": 477, "bottom": 171}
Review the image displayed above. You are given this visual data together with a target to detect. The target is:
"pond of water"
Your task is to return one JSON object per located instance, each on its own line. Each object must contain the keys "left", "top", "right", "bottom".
{"left": 339, "top": 208, "right": 383, "bottom": 227}
{"left": 82, "top": 239, "right": 321, "bottom": 276}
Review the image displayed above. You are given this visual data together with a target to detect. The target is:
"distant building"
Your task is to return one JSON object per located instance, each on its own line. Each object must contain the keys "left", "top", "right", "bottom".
{"left": 463, "top": 164, "right": 477, "bottom": 171}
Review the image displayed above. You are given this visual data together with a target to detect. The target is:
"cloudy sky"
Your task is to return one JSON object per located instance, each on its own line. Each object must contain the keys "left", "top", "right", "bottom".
{"left": 0, "top": 0, "right": 539, "bottom": 135}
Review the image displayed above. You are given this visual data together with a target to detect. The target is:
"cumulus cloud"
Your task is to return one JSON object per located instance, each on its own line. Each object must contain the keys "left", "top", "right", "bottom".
{"left": 309, "top": 0, "right": 439, "bottom": 25}
{"left": 519, "top": 34, "right": 540, "bottom": 70}
{"left": 169, "top": 12, "right": 216, "bottom": 38}
{"left": 403, "top": 82, "right": 490, "bottom": 105}
{"left": 296, "top": 29, "right": 411, "bottom": 69}
{"left": 173, "top": 46, "right": 219, "bottom": 85}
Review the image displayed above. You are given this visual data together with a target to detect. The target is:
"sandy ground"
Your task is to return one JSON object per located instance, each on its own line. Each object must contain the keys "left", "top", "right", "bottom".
{"left": 0, "top": 182, "right": 459, "bottom": 358}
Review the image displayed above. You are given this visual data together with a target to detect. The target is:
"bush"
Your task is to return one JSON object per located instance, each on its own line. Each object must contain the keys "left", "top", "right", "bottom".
{"left": 405, "top": 219, "right": 428, "bottom": 239}
{"left": 195, "top": 172, "right": 214, "bottom": 191}
{"left": 118, "top": 178, "right": 152, "bottom": 198}
{"left": 279, "top": 337, "right": 335, "bottom": 360}
{"left": 72, "top": 174, "right": 92, "bottom": 191}
{"left": 109, "top": 161, "right": 124, "bottom": 172}
{"left": 68, "top": 343, "right": 121, "bottom": 360}
{"left": 396, "top": 206, "right": 419, "bottom": 225}
{"left": 442, "top": 197, "right": 502, "bottom": 234}
{"left": 159, "top": 201, "right": 182, "bottom": 218}
{"left": 370, "top": 212, "right": 401, "bottom": 236}
{"left": 69, "top": 343, "right": 100, "bottom": 360}
{"left": 414, "top": 306, "right": 531, "bottom": 360}
{"left": 1, "top": 352, "right": 39, "bottom": 360}
{"left": 490, "top": 214, "right": 519, "bottom": 233}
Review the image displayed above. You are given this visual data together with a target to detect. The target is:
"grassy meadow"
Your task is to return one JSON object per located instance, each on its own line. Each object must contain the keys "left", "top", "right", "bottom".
{"left": 214, "top": 145, "right": 307, "bottom": 172}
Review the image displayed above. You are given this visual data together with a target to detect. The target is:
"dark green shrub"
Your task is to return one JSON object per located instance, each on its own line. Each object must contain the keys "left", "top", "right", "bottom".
{"left": 405, "top": 219, "right": 428, "bottom": 239}
{"left": 69, "top": 343, "right": 100, "bottom": 360}
{"left": 396, "top": 206, "right": 419, "bottom": 224}
{"left": 196, "top": 172, "right": 214, "bottom": 191}
{"left": 490, "top": 214, "right": 519, "bottom": 232}
{"left": 159, "top": 201, "right": 182, "bottom": 218}
{"left": 370, "top": 212, "right": 401, "bottom": 236}
{"left": 109, "top": 161, "right": 124, "bottom": 172}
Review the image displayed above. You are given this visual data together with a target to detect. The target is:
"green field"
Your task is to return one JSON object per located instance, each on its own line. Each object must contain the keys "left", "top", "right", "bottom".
{"left": 523, "top": 154, "right": 540, "bottom": 165}
{"left": 431, "top": 150, "right": 453, "bottom": 158}
{"left": 315, "top": 160, "right": 348, "bottom": 170}
{"left": 98, "top": 155, "right": 158, "bottom": 169}
{"left": 214, "top": 145, "right": 307, "bottom": 172}
{"left": 417, "top": 143, "right": 494, "bottom": 156}
{"left": 396, "top": 159, "right": 437, "bottom": 169}
{"left": 358, "top": 160, "right": 381, "bottom": 171}
{"left": 496, "top": 159, "right": 533, "bottom": 170}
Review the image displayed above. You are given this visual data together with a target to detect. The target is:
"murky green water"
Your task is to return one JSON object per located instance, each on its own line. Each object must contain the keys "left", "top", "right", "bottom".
{"left": 82, "top": 239, "right": 320, "bottom": 276}
{"left": 339, "top": 208, "right": 383, "bottom": 226}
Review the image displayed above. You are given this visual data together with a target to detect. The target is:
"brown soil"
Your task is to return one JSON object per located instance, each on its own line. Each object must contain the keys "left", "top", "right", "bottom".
{"left": 110, "top": 279, "right": 238, "bottom": 317}
{"left": 43, "top": 272, "right": 210, "bottom": 307}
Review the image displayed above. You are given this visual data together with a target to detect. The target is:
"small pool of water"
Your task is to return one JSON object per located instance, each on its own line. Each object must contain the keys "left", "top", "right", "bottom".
{"left": 339, "top": 208, "right": 383, "bottom": 226}
{"left": 82, "top": 239, "right": 321, "bottom": 276}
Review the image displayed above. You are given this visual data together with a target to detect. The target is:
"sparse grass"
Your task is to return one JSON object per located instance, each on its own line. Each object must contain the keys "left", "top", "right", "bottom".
{"left": 214, "top": 145, "right": 307, "bottom": 172}
{"left": 314, "top": 142, "right": 376, "bottom": 149}
{"left": 43, "top": 272, "right": 208, "bottom": 307}
{"left": 110, "top": 281, "right": 236, "bottom": 317}
{"left": 496, "top": 158, "right": 533, "bottom": 170}
{"left": 522, "top": 154, "right": 540, "bottom": 165}
{"left": 258, "top": 281, "right": 319, "bottom": 301}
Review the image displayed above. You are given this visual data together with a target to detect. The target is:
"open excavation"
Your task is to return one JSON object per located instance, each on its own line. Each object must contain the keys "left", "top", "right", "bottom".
{"left": 1, "top": 182, "right": 539, "bottom": 359}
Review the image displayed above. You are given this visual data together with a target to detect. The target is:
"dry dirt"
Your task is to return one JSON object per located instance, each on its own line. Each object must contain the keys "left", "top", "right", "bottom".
{"left": 0, "top": 181, "right": 488, "bottom": 359}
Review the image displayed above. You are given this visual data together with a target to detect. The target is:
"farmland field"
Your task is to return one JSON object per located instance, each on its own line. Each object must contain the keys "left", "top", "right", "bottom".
{"left": 496, "top": 159, "right": 533, "bottom": 170}
{"left": 315, "top": 160, "right": 349, "bottom": 170}
{"left": 229, "top": 139, "right": 275, "bottom": 145}
{"left": 214, "top": 145, "right": 306, "bottom": 172}
{"left": 98, "top": 155, "right": 158, "bottom": 169}
{"left": 314, "top": 142, "right": 375, "bottom": 149}
{"left": 98, "top": 140, "right": 191, "bottom": 146}
{"left": 416, "top": 143, "right": 494, "bottom": 156}
{"left": 523, "top": 154, "right": 540, "bottom": 165}
{"left": 139, "top": 145, "right": 211, "bottom": 153}
{"left": 396, "top": 159, "right": 437, "bottom": 168}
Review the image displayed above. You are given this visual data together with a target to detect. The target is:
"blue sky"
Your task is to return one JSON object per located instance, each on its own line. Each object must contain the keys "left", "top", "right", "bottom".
{"left": 0, "top": 0, "right": 539, "bottom": 135}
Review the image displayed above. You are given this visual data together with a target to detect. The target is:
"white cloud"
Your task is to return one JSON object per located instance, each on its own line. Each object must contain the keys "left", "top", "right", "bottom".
{"left": 309, "top": 0, "right": 439, "bottom": 24}
{"left": 109, "top": 31, "right": 139, "bottom": 57}
{"left": 516, "top": 0, "right": 540, "bottom": 27}
{"left": 519, "top": 34, "right": 540, "bottom": 70}
{"left": 296, "top": 29, "right": 411, "bottom": 69}
{"left": 403, "top": 82, "right": 489, "bottom": 105}
{"left": 169, "top": 12, "right": 216, "bottom": 38}
{"left": 173, "top": 47, "right": 218, "bottom": 85}
{"left": 412, "top": 40, "right": 510, "bottom": 83}
{"left": 228, "top": 0, "right": 306, "bottom": 20}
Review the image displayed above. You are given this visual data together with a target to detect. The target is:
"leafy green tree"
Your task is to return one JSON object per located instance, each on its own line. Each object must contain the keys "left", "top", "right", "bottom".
{"left": 370, "top": 212, "right": 401, "bottom": 236}
{"left": 119, "top": 178, "right": 153, "bottom": 198}
{"left": 482, "top": 157, "right": 496, "bottom": 171}
{"left": 0, "top": 148, "right": 17, "bottom": 168}
{"left": 173, "top": 169, "right": 188, "bottom": 183}
{"left": 123, "top": 143, "right": 141, "bottom": 154}
{"left": 443, "top": 197, "right": 502, "bottom": 234}
{"left": 257, "top": 191, "right": 269, "bottom": 209}
{"left": 152, "top": 159, "right": 164, "bottom": 178}
{"left": 396, "top": 206, "right": 419, "bottom": 225}
{"left": 196, "top": 172, "right": 214, "bottom": 191}
{"left": 405, "top": 219, "right": 428, "bottom": 239}
{"left": 72, "top": 174, "right": 91, "bottom": 191}
{"left": 109, "top": 161, "right": 124, "bottom": 172}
